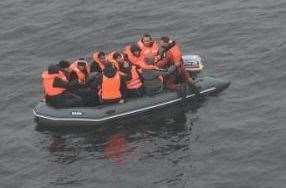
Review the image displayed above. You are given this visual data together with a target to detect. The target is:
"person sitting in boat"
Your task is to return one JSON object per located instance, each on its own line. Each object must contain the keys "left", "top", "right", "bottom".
{"left": 69, "top": 58, "right": 90, "bottom": 85}
{"left": 68, "top": 58, "right": 100, "bottom": 106}
{"left": 137, "top": 33, "right": 159, "bottom": 57}
{"left": 123, "top": 44, "right": 145, "bottom": 68}
{"left": 99, "top": 61, "right": 124, "bottom": 104}
{"left": 140, "top": 53, "right": 177, "bottom": 96}
{"left": 91, "top": 51, "right": 108, "bottom": 73}
{"left": 106, "top": 51, "right": 121, "bottom": 69}
{"left": 122, "top": 53, "right": 144, "bottom": 97}
{"left": 89, "top": 51, "right": 106, "bottom": 93}
{"left": 112, "top": 52, "right": 144, "bottom": 98}
{"left": 57, "top": 60, "right": 71, "bottom": 78}
{"left": 41, "top": 64, "right": 83, "bottom": 108}
{"left": 156, "top": 36, "right": 200, "bottom": 95}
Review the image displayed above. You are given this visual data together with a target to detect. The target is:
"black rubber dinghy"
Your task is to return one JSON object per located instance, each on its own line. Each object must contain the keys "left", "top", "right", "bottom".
{"left": 33, "top": 76, "right": 230, "bottom": 127}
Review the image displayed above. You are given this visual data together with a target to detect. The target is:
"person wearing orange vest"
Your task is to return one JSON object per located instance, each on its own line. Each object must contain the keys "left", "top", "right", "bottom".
{"left": 140, "top": 54, "right": 176, "bottom": 96}
{"left": 113, "top": 52, "right": 144, "bottom": 98}
{"left": 157, "top": 36, "right": 201, "bottom": 95}
{"left": 91, "top": 51, "right": 109, "bottom": 73}
{"left": 137, "top": 33, "right": 159, "bottom": 57}
{"left": 69, "top": 58, "right": 90, "bottom": 85}
{"left": 123, "top": 44, "right": 145, "bottom": 68}
{"left": 91, "top": 51, "right": 122, "bottom": 103}
{"left": 61, "top": 58, "right": 99, "bottom": 106}
{"left": 89, "top": 51, "right": 107, "bottom": 93}
{"left": 106, "top": 51, "right": 121, "bottom": 69}
{"left": 99, "top": 62, "right": 124, "bottom": 104}
{"left": 42, "top": 64, "right": 83, "bottom": 107}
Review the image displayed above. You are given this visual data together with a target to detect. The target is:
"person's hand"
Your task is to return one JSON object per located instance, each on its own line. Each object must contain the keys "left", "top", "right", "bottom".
{"left": 123, "top": 61, "right": 130, "bottom": 68}
{"left": 188, "top": 77, "right": 195, "bottom": 85}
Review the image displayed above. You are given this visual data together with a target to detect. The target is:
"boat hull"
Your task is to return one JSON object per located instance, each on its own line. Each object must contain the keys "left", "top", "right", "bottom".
{"left": 33, "top": 77, "right": 230, "bottom": 127}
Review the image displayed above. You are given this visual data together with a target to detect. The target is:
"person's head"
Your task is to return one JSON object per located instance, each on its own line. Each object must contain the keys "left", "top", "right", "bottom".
{"left": 97, "top": 51, "right": 107, "bottom": 64}
{"left": 58, "top": 60, "right": 71, "bottom": 72}
{"left": 48, "top": 64, "right": 60, "bottom": 74}
{"left": 77, "top": 58, "right": 88, "bottom": 71}
{"left": 103, "top": 63, "right": 116, "bottom": 78}
{"left": 141, "top": 33, "right": 154, "bottom": 47}
{"left": 130, "top": 44, "right": 141, "bottom": 57}
{"left": 144, "top": 53, "right": 155, "bottom": 65}
{"left": 159, "top": 36, "right": 170, "bottom": 48}
{"left": 113, "top": 52, "right": 124, "bottom": 64}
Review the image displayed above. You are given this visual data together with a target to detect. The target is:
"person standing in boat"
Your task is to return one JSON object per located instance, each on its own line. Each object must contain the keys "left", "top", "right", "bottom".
{"left": 156, "top": 36, "right": 200, "bottom": 95}
{"left": 41, "top": 64, "right": 83, "bottom": 108}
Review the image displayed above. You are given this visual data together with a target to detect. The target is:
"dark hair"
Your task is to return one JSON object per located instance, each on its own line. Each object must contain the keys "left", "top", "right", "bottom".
{"left": 58, "top": 60, "right": 70, "bottom": 69}
{"left": 144, "top": 56, "right": 154, "bottom": 65}
{"left": 143, "top": 33, "right": 151, "bottom": 38}
{"left": 78, "top": 61, "right": 87, "bottom": 66}
{"left": 130, "top": 44, "right": 141, "bottom": 53}
{"left": 98, "top": 51, "right": 105, "bottom": 58}
{"left": 160, "top": 36, "right": 170, "bottom": 43}
{"left": 112, "top": 52, "right": 122, "bottom": 60}
{"left": 48, "top": 64, "right": 59, "bottom": 74}
{"left": 103, "top": 63, "right": 116, "bottom": 78}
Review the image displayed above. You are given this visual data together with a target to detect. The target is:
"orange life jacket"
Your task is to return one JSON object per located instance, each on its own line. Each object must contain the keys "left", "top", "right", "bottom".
{"left": 126, "top": 66, "right": 143, "bottom": 90}
{"left": 100, "top": 70, "right": 122, "bottom": 100}
{"left": 106, "top": 51, "right": 120, "bottom": 69}
{"left": 42, "top": 71, "right": 67, "bottom": 96}
{"left": 137, "top": 40, "right": 159, "bottom": 57}
{"left": 123, "top": 46, "right": 144, "bottom": 67}
{"left": 157, "top": 42, "right": 183, "bottom": 68}
{"left": 166, "top": 42, "right": 183, "bottom": 66}
{"left": 69, "top": 61, "right": 90, "bottom": 84}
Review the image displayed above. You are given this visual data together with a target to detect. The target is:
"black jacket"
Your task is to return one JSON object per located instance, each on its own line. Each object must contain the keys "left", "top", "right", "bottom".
{"left": 141, "top": 65, "right": 176, "bottom": 96}
{"left": 90, "top": 61, "right": 101, "bottom": 73}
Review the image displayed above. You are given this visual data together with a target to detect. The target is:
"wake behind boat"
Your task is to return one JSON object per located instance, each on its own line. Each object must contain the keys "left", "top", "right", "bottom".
{"left": 33, "top": 55, "right": 230, "bottom": 126}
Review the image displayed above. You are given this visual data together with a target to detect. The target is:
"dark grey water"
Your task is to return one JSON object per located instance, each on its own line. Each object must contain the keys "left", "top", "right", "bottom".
{"left": 1, "top": 0, "right": 286, "bottom": 187}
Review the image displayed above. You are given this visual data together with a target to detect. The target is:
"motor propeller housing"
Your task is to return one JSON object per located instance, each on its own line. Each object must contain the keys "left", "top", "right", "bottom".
{"left": 182, "top": 55, "right": 204, "bottom": 72}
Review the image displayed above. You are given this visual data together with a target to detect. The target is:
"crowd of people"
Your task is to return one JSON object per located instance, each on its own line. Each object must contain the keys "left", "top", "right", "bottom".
{"left": 41, "top": 33, "right": 200, "bottom": 108}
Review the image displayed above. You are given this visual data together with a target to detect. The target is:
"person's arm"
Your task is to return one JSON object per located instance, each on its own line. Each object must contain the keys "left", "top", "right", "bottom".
{"left": 171, "top": 44, "right": 183, "bottom": 67}
{"left": 120, "top": 74, "right": 127, "bottom": 100}
{"left": 88, "top": 72, "right": 100, "bottom": 83}
{"left": 151, "top": 65, "right": 176, "bottom": 76}
{"left": 54, "top": 75, "right": 81, "bottom": 90}
{"left": 69, "top": 71, "right": 78, "bottom": 82}
{"left": 165, "top": 65, "right": 177, "bottom": 74}
{"left": 69, "top": 71, "right": 87, "bottom": 88}
{"left": 90, "top": 61, "right": 101, "bottom": 72}
{"left": 120, "top": 64, "right": 132, "bottom": 81}
{"left": 53, "top": 77, "right": 69, "bottom": 89}
{"left": 121, "top": 70, "right": 131, "bottom": 81}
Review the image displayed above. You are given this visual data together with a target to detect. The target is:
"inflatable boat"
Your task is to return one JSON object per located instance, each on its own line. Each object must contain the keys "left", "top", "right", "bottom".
{"left": 33, "top": 55, "right": 230, "bottom": 127}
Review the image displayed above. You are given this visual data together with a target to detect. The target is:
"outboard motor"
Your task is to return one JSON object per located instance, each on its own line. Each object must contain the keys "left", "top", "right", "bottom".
{"left": 182, "top": 54, "right": 204, "bottom": 79}
{"left": 182, "top": 54, "right": 204, "bottom": 72}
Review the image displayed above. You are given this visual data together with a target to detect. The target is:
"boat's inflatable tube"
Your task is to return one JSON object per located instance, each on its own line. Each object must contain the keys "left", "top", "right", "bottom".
{"left": 33, "top": 76, "right": 230, "bottom": 127}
